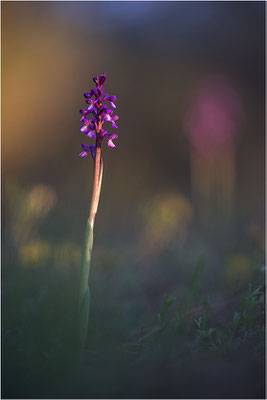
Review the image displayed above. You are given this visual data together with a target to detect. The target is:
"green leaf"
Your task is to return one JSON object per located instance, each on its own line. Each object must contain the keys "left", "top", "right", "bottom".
{"left": 76, "top": 220, "right": 94, "bottom": 349}
{"left": 78, "top": 221, "right": 93, "bottom": 311}
{"left": 163, "top": 294, "right": 176, "bottom": 309}
{"left": 77, "top": 287, "right": 90, "bottom": 349}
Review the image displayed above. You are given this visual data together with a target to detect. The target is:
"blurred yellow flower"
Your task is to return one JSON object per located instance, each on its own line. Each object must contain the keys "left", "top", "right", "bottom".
{"left": 140, "top": 193, "right": 193, "bottom": 255}
{"left": 27, "top": 184, "right": 57, "bottom": 217}
{"left": 225, "top": 254, "right": 255, "bottom": 285}
{"left": 19, "top": 239, "right": 81, "bottom": 269}
{"left": 19, "top": 240, "right": 51, "bottom": 267}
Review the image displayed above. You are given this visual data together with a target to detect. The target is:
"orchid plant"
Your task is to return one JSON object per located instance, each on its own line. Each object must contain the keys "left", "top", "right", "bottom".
{"left": 77, "top": 73, "right": 118, "bottom": 348}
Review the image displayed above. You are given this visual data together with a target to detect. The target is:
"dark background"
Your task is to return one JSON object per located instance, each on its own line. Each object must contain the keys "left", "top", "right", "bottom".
{"left": 2, "top": 1, "right": 265, "bottom": 398}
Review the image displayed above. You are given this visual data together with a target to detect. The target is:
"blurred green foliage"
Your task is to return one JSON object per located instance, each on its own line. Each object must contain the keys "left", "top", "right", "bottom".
{"left": 2, "top": 181, "right": 265, "bottom": 398}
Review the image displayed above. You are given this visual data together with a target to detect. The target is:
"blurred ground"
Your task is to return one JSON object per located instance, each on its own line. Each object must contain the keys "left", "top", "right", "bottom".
{"left": 2, "top": 2, "right": 265, "bottom": 399}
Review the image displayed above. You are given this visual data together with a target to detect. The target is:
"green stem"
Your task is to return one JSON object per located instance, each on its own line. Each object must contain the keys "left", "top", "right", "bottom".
{"left": 77, "top": 144, "right": 104, "bottom": 348}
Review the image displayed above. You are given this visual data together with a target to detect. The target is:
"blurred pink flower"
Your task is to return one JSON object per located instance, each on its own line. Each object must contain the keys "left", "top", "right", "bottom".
{"left": 184, "top": 76, "right": 243, "bottom": 155}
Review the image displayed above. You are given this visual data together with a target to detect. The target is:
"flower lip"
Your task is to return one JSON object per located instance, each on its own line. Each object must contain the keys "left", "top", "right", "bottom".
{"left": 111, "top": 122, "right": 118, "bottom": 129}
{"left": 79, "top": 151, "right": 88, "bottom": 157}
{"left": 80, "top": 125, "right": 89, "bottom": 133}
{"left": 106, "top": 133, "right": 118, "bottom": 148}
{"left": 87, "top": 131, "right": 96, "bottom": 138}
{"left": 87, "top": 104, "right": 95, "bottom": 112}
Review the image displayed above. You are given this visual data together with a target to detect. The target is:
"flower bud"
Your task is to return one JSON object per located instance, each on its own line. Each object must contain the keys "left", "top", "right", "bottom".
{"left": 100, "top": 73, "right": 107, "bottom": 85}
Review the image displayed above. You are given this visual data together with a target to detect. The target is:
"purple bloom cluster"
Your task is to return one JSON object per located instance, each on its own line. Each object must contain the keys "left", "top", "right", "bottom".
{"left": 78, "top": 72, "right": 119, "bottom": 158}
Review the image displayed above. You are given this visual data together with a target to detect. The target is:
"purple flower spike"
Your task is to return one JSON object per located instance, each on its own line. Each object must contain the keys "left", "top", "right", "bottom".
{"left": 78, "top": 72, "right": 119, "bottom": 157}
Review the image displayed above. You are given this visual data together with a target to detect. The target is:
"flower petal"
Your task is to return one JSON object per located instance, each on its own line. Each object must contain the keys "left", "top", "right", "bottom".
{"left": 106, "top": 133, "right": 118, "bottom": 147}
{"left": 87, "top": 131, "right": 96, "bottom": 138}
{"left": 90, "top": 89, "right": 98, "bottom": 96}
{"left": 93, "top": 76, "right": 99, "bottom": 85}
{"left": 99, "top": 73, "right": 107, "bottom": 85}
{"left": 108, "top": 140, "right": 116, "bottom": 148}
{"left": 103, "top": 114, "right": 112, "bottom": 122}
{"left": 81, "top": 144, "right": 91, "bottom": 151}
{"left": 100, "top": 130, "right": 108, "bottom": 137}
{"left": 79, "top": 109, "right": 90, "bottom": 115}
{"left": 111, "top": 122, "right": 118, "bottom": 129}
{"left": 80, "top": 116, "right": 90, "bottom": 125}
{"left": 80, "top": 125, "right": 89, "bottom": 133}
{"left": 106, "top": 133, "right": 118, "bottom": 141}
{"left": 79, "top": 151, "right": 88, "bottom": 157}
{"left": 87, "top": 104, "right": 95, "bottom": 112}
{"left": 90, "top": 144, "right": 96, "bottom": 159}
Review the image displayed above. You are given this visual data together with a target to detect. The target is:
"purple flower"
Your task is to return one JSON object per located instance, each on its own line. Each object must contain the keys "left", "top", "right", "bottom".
{"left": 78, "top": 144, "right": 96, "bottom": 159}
{"left": 80, "top": 125, "right": 89, "bottom": 133}
{"left": 78, "top": 72, "right": 119, "bottom": 157}
{"left": 79, "top": 109, "right": 90, "bottom": 116}
{"left": 87, "top": 131, "right": 96, "bottom": 138}
{"left": 108, "top": 95, "right": 117, "bottom": 108}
